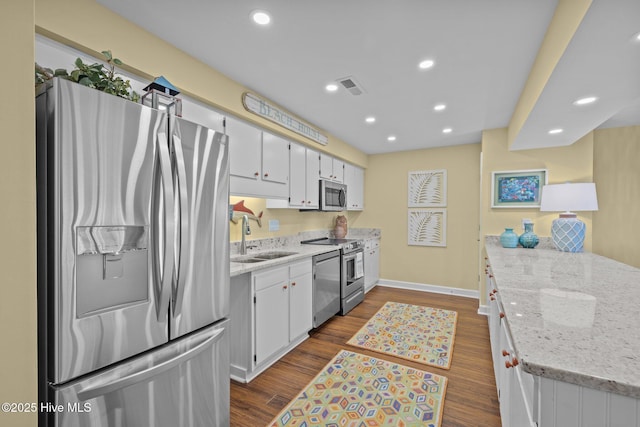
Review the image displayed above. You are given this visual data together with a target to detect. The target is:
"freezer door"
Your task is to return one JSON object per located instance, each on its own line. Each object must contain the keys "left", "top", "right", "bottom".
{"left": 49, "top": 321, "right": 230, "bottom": 427}
{"left": 170, "top": 116, "right": 230, "bottom": 338}
{"left": 39, "top": 79, "right": 170, "bottom": 384}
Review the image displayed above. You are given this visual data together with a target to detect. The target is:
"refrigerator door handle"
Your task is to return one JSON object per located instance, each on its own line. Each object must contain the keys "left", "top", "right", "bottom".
{"left": 171, "top": 130, "right": 189, "bottom": 316}
{"left": 154, "top": 129, "right": 175, "bottom": 322}
{"left": 76, "top": 325, "right": 225, "bottom": 402}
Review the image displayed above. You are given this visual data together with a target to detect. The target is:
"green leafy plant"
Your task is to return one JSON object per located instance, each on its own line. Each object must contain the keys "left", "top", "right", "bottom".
{"left": 35, "top": 50, "right": 139, "bottom": 102}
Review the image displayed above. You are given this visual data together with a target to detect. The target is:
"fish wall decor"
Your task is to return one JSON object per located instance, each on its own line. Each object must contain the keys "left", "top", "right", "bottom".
{"left": 230, "top": 200, "right": 263, "bottom": 227}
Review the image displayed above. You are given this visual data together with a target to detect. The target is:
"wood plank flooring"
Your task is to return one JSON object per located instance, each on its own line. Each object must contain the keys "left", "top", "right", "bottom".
{"left": 230, "top": 286, "right": 501, "bottom": 427}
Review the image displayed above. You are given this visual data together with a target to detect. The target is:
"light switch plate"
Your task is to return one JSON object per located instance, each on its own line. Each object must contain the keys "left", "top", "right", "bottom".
{"left": 269, "top": 219, "right": 280, "bottom": 232}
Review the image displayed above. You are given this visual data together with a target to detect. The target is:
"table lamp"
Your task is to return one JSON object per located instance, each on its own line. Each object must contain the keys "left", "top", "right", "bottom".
{"left": 539, "top": 183, "right": 598, "bottom": 252}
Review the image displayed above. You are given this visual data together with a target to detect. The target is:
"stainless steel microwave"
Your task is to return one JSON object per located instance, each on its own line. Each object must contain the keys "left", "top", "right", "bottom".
{"left": 319, "top": 180, "right": 347, "bottom": 211}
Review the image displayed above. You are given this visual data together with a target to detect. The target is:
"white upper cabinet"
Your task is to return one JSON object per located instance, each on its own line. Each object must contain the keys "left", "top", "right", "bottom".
{"left": 319, "top": 153, "right": 344, "bottom": 183}
{"left": 262, "top": 132, "right": 289, "bottom": 185}
{"left": 344, "top": 163, "right": 364, "bottom": 210}
{"left": 227, "top": 117, "right": 289, "bottom": 199}
{"left": 227, "top": 117, "right": 261, "bottom": 180}
{"left": 267, "top": 143, "right": 319, "bottom": 209}
{"left": 288, "top": 143, "right": 306, "bottom": 208}
{"left": 304, "top": 148, "right": 319, "bottom": 209}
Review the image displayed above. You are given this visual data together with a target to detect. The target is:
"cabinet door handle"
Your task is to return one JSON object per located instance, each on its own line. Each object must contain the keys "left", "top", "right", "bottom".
{"left": 254, "top": 171, "right": 259, "bottom": 177}
{"left": 512, "top": 357, "right": 519, "bottom": 367}
{"left": 283, "top": 285, "right": 288, "bottom": 290}
{"left": 264, "top": 172, "right": 269, "bottom": 177}
{"left": 499, "top": 312, "right": 505, "bottom": 318}
{"left": 502, "top": 349, "right": 510, "bottom": 357}
{"left": 291, "top": 282, "right": 296, "bottom": 287}
{"left": 505, "top": 360, "right": 513, "bottom": 369}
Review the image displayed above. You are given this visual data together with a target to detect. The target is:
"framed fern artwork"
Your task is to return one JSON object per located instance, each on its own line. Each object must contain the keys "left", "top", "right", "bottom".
{"left": 408, "top": 209, "right": 447, "bottom": 247}
{"left": 408, "top": 170, "right": 447, "bottom": 207}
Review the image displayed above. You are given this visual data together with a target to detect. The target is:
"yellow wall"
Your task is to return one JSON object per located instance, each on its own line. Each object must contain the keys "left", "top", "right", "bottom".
{"left": 229, "top": 196, "right": 363, "bottom": 242}
{"left": 592, "top": 126, "right": 640, "bottom": 268}
{"left": 357, "top": 143, "right": 482, "bottom": 290}
{"left": 35, "top": 0, "right": 367, "bottom": 169}
{"left": 0, "top": 1, "right": 38, "bottom": 426}
{"left": 482, "top": 128, "right": 594, "bottom": 244}
{"left": 479, "top": 127, "right": 594, "bottom": 303}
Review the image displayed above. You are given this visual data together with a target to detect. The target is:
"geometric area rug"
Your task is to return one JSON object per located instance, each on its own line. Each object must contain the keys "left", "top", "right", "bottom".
{"left": 267, "top": 349, "right": 448, "bottom": 427}
{"left": 347, "top": 302, "right": 458, "bottom": 370}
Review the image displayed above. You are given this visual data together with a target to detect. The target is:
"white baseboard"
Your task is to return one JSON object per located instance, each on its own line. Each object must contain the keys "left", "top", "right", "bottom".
{"left": 377, "top": 279, "right": 479, "bottom": 299}
{"left": 477, "top": 304, "right": 489, "bottom": 316}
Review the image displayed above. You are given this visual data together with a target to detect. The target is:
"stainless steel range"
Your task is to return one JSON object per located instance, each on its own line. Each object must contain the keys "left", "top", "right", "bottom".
{"left": 301, "top": 238, "right": 365, "bottom": 317}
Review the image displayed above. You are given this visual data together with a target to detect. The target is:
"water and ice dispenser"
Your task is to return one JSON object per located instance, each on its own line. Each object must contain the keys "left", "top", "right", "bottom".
{"left": 75, "top": 226, "right": 149, "bottom": 317}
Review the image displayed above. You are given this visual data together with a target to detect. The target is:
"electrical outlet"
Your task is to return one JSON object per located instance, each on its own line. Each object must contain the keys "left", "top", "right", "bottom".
{"left": 269, "top": 219, "right": 280, "bottom": 232}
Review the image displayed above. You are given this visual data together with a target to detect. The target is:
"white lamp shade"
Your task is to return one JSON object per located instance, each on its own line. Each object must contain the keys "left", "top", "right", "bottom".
{"left": 539, "top": 183, "right": 598, "bottom": 212}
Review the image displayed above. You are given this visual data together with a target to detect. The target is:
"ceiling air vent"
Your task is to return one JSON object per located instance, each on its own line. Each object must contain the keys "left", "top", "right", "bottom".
{"left": 337, "top": 76, "right": 366, "bottom": 96}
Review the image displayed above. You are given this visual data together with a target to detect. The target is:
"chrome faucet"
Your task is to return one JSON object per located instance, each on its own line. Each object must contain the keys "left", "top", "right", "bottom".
{"left": 240, "top": 214, "right": 251, "bottom": 255}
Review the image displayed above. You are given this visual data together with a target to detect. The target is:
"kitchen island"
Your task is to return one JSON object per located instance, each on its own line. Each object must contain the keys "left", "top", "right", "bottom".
{"left": 485, "top": 237, "right": 640, "bottom": 426}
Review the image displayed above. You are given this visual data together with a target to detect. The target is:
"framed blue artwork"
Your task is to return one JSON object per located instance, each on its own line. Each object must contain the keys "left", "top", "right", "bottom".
{"left": 491, "top": 169, "right": 547, "bottom": 208}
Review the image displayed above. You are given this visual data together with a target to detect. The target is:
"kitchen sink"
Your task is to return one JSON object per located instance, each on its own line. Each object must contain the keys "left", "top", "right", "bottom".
{"left": 253, "top": 251, "right": 298, "bottom": 260}
{"left": 231, "top": 251, "right": 298, "bottom": 263}
{"left": 230, "top": 257, "right": 267, "bottom": 263}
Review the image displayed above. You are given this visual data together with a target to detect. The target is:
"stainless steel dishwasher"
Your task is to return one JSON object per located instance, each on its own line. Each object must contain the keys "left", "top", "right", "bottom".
{"left": 312, "top": 250, "right": 341, "bottom": 328}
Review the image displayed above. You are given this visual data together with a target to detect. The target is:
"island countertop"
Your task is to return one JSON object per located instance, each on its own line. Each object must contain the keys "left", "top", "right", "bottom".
{"left": 485, "top": 237, "right": 640, "bottom": 398}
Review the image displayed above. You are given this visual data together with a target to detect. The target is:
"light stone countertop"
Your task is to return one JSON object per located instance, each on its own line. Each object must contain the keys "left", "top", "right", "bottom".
{"left": 485, "top": 237, "right": 640, "bottom": 398}
{"left": 229, "top": 228, "right": 381, "bottom": 277}
{"left": 230, "top": 243, "right": 340, "bottom": 277}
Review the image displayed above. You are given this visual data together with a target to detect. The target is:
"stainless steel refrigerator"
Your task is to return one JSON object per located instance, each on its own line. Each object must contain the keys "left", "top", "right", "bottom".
{"left": 36, "top": 78, "right": 230, "bottom": 426}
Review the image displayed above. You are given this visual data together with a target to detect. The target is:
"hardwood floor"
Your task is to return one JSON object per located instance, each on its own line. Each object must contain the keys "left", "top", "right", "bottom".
{"left": 230, "top": 286, "right": 501, "bottom": 427}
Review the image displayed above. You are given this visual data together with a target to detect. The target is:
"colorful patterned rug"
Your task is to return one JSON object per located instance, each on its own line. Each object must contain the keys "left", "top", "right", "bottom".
{"left": 268, "top": 349, "right": 447, "bottom": 427}
{"left": 347, "top": 302, "right": 458, "bottom": 370}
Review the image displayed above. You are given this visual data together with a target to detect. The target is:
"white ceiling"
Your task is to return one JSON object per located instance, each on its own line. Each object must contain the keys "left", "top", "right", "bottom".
{"left": 97, "top": 0, "right": 640, "bottom": 154}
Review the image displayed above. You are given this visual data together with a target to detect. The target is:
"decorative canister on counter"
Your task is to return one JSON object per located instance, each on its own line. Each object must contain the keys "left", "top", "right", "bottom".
{"left": 500, "top": 228, "right": 519, "bottom": 248}
{"left": 334, "top": 215, "right": 347, "bottom": 239}
{"left": 519, "top": 222, "right": 539, "bottom": 249}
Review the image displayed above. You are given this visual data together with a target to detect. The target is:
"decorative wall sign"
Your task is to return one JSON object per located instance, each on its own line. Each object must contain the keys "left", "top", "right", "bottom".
{"left": 491, "top": 169, "right": 547, "bottom": 208}
{"left": 408, "top": 169, "right": 447, "bottom": 207}
{"left": 242, "top": 92, "right": 328, "bottom": 145}
{"left": 408, "top": 209, "right": 447, "bottom": 247}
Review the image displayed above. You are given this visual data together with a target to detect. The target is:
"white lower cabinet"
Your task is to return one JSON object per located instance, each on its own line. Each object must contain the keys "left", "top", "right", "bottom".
{"left": 230, "top": 258, "right": 313, "bottom": 382}
{"left": 254, "top": 267, "right": 290, "bottom": 366}
{"left": 289, "top": 261, "right": 313, "bottom": 339}
{"left": 364, "top": 238, "right": 380, "bottom": 291}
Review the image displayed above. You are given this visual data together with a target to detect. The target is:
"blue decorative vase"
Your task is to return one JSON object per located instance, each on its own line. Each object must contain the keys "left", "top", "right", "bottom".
{"left": 519, "top": 222, "right": 539, "bottom": 249}
{"left": 500, "top": 228, "right": 519, "bottom": 248}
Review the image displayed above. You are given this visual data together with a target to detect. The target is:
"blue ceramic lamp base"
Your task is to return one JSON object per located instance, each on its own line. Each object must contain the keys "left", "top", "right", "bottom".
{"left": 551, "top": 214, "right": 586, "bottom": 252}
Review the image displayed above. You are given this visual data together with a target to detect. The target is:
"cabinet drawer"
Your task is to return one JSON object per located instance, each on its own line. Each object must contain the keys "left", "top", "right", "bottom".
{"left": 254, "top": 266, "right": 288, "bottom": 291}
{"left": 289, "top": 259, "right": 312, "bottom": 278}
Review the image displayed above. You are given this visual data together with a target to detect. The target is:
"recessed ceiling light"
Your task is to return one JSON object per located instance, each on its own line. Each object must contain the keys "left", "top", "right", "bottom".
{"left": 548, "top": 128, "right": 563, "bottom": 135}
{"left": 434, "top": 104, "right": 446, "bottom": 111}
{"left": 635, "top": 32, "right": 640, "bottom": 41}
{"left": 387, "top": 136, "right": 397, "bottom": 142}
{"left": 442, "top": 128, "right": 452, "bottom": 134}
{"left": 573, "top": 96, "right": 598, "bottom": 106}
{"left": 418, "top": 59, "right": 435, "bottom": 70}
{"left": 365, "top": 116, "right": 376, "bottom": 123}
{"left": 251, "top": 10, "right": 271, "bottom": 25}
{"left": 325, "top": 83, "right": 338, "bottom": 92}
